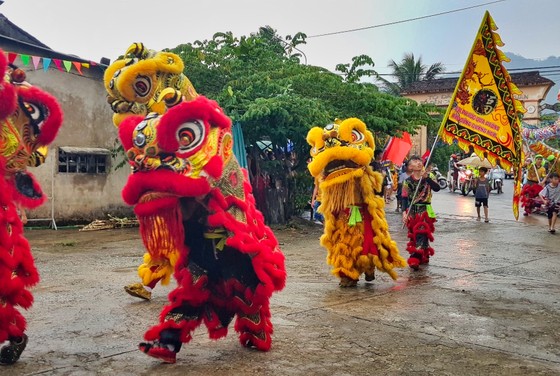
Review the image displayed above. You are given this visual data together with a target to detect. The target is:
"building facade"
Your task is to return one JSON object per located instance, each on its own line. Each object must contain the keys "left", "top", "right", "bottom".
{"left": 1, "top": 14, "right": 132, "bottom": 225}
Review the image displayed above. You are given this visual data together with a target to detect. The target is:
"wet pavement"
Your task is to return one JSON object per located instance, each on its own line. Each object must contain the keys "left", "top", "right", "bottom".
{"left": 5, "top": 179, "right": 560, "bottom": 375}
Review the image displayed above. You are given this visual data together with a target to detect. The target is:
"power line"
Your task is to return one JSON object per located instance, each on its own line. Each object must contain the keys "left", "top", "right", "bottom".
{"left": 307, "top": 0, "right": 506, "bottom": 39}
{"left": 375, "top": 65, "right": 560, "bottom": 77}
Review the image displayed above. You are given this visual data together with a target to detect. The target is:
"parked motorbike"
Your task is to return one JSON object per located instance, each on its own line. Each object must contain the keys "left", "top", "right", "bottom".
{"left": 488, "top": 166, "right": 505, "bottom": 194}
{"left": 431, "top": 166, "right": 448, "bottom": 190}
{"left": 457, "top": 166, "right": 474, "bottom": 196}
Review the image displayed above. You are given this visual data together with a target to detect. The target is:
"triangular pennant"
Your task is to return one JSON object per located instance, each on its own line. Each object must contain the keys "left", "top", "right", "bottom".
{"left": 63, "top": 60, "right": 72, "bottom": 72}
{"left": 72, "top": 61, "right": 83, "bottom": 75}
{"left": 53, "top": 59, "right": 64, "bottom": 72}
{"left": 8, "top": 52, "right": 17, "bottom": 64}
{"left": 437, "top": 11, "right": 524, "bottom": 219}
{"left": 43, "top": 58, "right": 52, "bottom": 72}
{"left": 20, "top": 54, "right": 30, "bottom": 66}
{"left": 82, "top": 62, "right": 90, "bottom": 69}
{"left": 32, "top": 56, "right": 41, "bottom": 70}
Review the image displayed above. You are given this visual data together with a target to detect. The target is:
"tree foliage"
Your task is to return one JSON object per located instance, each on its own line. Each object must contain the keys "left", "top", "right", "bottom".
{"left": 169, "top": 27, "right": 439, "bottom": 221}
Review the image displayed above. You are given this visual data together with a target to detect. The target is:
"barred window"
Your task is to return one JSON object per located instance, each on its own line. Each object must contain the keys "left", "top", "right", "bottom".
{"left": 58, "top": 147, "right": 110, "bottom": 174}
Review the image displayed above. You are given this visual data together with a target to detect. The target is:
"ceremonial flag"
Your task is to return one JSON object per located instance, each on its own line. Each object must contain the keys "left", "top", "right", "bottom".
{"left": 438, "top": 11, "right": 525, "bottom": 219}
{"left": 382, "top": 131, "right": 412, "bottom": 166}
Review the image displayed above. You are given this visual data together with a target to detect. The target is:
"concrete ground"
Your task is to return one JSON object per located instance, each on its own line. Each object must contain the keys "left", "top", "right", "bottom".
{"left": 4, "top": 179, "right": 560, "bottom": 375}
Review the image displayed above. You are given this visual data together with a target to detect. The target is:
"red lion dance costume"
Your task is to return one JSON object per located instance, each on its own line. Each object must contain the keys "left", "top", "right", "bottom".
{"left": 117, "top": 91, "right": 286, "bottom": 363}
{"left": 0, "top": 49, "right": 62, "bottom": 364}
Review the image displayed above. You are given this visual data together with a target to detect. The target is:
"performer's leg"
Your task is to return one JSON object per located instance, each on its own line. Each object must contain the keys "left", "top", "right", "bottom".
{"left": 234, "top": 296, "right": 273, "bottom": 352}
{"left": 139, "top": 263, "right": 208, "bottom": 363}
{"left": 125, "top": 253, "right": 174, "bottom": 300}
{"left": 406, "top": 211, "right": 435, "bottom": 270}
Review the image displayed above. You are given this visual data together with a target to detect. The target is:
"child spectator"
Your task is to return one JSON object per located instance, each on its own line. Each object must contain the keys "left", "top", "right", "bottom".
{"left": 539, "top": 172, "right": 560, "bottom": 233}
{"left": 474, "top": 167, "right": 491, "bottom": 223}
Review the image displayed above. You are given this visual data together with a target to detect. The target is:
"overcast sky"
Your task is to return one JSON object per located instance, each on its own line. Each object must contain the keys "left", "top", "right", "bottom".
{"left": 1, "top": 0, "right": 559, "bottom": 78}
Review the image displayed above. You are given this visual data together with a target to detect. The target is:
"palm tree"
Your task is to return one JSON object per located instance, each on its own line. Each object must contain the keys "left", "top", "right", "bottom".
{"left": 377, "top": 53, "right": 445, "bottom": 96}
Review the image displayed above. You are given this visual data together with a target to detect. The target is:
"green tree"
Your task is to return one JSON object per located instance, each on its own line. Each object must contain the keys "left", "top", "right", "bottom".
{"left": 377, "top": 53, "right": 445, "bottom": 96}
{"left": 170, "top": 29, "right": 439, "bottom": 223}
{"left": 335, "top": 54, "right": 377, "bottom": 84}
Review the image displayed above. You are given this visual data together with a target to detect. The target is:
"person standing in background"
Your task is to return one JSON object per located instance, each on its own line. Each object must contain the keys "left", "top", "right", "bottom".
{"left": 474, "top": 167, "right": 491, "bottom": 223}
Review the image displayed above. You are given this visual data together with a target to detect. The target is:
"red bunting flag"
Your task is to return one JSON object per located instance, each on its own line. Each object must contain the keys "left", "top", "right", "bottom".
{"left": 7, "top": 52, "right": 17, "bottom": 64}
{"left": 72, "top": 61, "right": 83, "bottom": 75}
{"left": 52, "top": 59, "right": 63, "bottom": 72}
{"left": 3, "top": 50, "right": 92, "bottom": 76}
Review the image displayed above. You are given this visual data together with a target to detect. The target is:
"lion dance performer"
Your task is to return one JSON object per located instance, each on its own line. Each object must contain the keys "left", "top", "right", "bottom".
{"left": 116, "top": 91, "right": 286, "bottom": 363}
{"left": 402, "top": 156, "right": 441, "bottom": 270}
{"left": 306, "top": 119, "right": 406, "bottom": 287}
{"left": 0, "top": 50, "right": 63, "bottom": 364}
{"left": 104, "top": 43, "right": 199, "bottom": 300}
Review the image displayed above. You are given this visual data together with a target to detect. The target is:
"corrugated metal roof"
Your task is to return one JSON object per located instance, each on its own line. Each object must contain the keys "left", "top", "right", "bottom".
{"left": 402, "top": 71, "right": 554, "bottom": 95}
{"left": 0, "top": 13, "right": 50, "bottom": 48}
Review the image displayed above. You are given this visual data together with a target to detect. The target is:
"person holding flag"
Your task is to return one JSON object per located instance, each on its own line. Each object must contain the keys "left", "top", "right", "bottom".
{"left": 402, "top": 156, "right": 441, "bottom": 270}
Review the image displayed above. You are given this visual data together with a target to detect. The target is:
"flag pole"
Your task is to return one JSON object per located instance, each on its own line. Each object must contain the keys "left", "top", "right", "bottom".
{"left": 403, "top": 11, "right": 490, "bottom": 226}
{"left": 523, "top": 139, "right": 544, "bottom": 184}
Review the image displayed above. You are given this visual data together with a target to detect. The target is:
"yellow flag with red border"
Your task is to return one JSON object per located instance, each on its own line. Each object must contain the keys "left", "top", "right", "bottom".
{"left": 438, "top": 11, "right": 525, "bottom": 219}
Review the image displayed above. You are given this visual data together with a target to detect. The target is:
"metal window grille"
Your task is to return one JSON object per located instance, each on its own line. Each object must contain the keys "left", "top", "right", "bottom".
{"left": 58, "top": 147, "right": 110, "bottom": 174}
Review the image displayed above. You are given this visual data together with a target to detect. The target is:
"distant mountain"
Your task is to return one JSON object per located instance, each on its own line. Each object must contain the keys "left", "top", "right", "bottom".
{"left": 504, "top": 52, "right": 560, "bottom": 106}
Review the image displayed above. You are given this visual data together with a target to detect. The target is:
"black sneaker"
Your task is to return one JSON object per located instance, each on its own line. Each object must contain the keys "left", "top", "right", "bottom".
{"left": 0, "top": 334, "right": 28, "bottom": 365}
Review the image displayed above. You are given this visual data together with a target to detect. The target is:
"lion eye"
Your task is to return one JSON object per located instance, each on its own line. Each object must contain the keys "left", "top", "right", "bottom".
{"left": 176, "top": 120, "right": 205, "bottom": 153}
{"left": 133, "top": 75, "right": 151, "bottom": 97}
{"left": 351, "top": 129, "right": 364, "bottom": 142}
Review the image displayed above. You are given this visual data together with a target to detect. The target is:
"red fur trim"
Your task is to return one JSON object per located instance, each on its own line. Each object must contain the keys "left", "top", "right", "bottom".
{"left": 0, "top": 82, "right": 16, "bottom": 119}
{"left": 405, "top": 211, "right": 436, "bottom": 255}
{"left": 206, "top": 183, "right": 286, "bottom": 293}
{"left": 9, "top": 289, "right": 34, "bottom": 309}
{"left": 17, "top": 86, "right": 63, "bottom": 146}
{"left": 407, "top": 257, "right": 420, "bottom": 268}
{"left": 203, "top": 308, "right": 229, "bottom": 340}
{"left": 0, "top": 49, "right": 17, "bottom": 118}
{"left": 121, "top": 169, "right": 211, "bottom": 205}
{"left": 203, "top": 155, "right": 223, "bottom": 180}
{"left": 521, "top": 184, "right": 544, "bottom": 209}
{"left": 157, "top": 96, "right": 231, "bottom": 156}
{"left": 118, "top": 115, "right": 145, "bottom": 150}
{"left": 0, "top": 182, "right": 38, "bottom": 343}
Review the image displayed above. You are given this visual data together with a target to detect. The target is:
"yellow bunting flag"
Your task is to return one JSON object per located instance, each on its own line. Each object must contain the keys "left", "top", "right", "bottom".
{"left": 438, "top": 11, "right": 525, "bottom": 219}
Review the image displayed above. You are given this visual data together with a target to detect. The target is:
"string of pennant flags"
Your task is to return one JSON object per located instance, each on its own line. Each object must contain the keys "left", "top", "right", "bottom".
{"left": 5, "top": 51, "right": 98, "bottom": 76}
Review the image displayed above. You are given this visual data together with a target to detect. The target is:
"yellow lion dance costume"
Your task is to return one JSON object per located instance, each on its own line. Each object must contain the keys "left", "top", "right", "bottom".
{"left": 104, "top": 43, "right": 199, "bottom": 300}
{"left": 306, "top": 119, "right": 406, "bottom": 287}
{"left": 104, "top": 42, "right": 198, "bottom": 127}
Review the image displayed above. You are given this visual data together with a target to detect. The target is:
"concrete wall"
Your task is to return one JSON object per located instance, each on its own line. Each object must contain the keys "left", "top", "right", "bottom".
{"left": 8, "top": 60, "right": 133, "bottom": 223}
